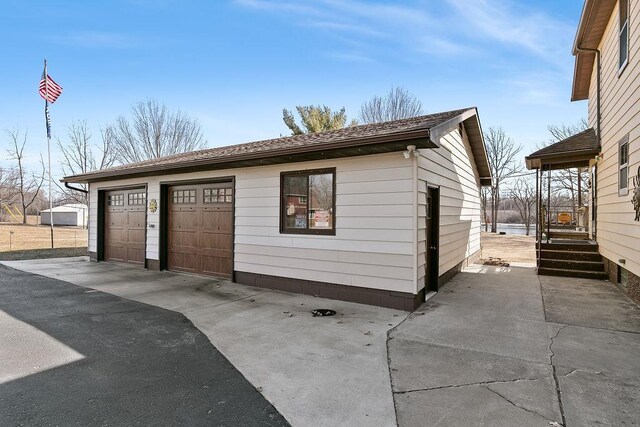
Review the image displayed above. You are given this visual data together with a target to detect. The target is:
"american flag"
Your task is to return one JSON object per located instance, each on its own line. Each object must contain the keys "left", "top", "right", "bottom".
{"left": 39, "top": 70, "right": 63, "bottom": 103}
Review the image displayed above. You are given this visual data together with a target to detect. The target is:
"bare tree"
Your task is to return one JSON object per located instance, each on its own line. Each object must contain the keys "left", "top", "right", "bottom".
{"left": 57, "top": 120, "right": 116, "bottom": 203}
{"left": 106, "top": 99, "right": 206, "bottom": 163}
{"left": 283, "top": 105, "right": 357, "bottom": 135}
{"left": 510, "top": 178, "right": 536, "bottom": 235}
{"left": 480, "top": 187, "right": 490, "bottom": 231}
{"left": 359, "top": 86, "right": 424, "bottom": 124}
{"left": 0, "top": 167, "right": 19, "bottom": 221}
{"left": 484, "top": 127, "right": 523, "bottom": 233}
{"left": 5, "top": 129, "right": 46, "bottom": 224}
{"left": 543, "top": 119, "right": 590, "bottom": 218}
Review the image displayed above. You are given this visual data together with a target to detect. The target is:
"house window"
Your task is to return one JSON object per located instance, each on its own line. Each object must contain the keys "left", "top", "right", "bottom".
{"left": 619, "top": 135, "right": 629, "bottom": 195}
{"left": 281, "top": 169, "right": 335, "bottom": 235}
{"left": 128, "top": 192, "right": 146, "bottom": 205}
{"left": 172, "top": 189, "right": 196, "bottom": 204}
{"left": 620, "top": 266, "right": 629, "bottom": 287}
{"left": 204, "top": 188, "right": 233, "bottom": 203}
{"left": 620, "top": 0, "right": 629, "bottom": 71}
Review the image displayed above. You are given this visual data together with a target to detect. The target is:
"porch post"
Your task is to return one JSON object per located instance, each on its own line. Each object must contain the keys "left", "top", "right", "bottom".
{"left": 547, "top": 169, "right": 551, "bottom": 242}
{"left": 535, "top": 169, "right": 540, "bottom": 267}
{"left": 577, "top": 168, "right": 582, "bottom": 207}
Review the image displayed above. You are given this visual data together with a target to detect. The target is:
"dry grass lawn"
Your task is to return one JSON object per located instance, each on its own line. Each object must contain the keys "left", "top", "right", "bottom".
{"left": 480, "top": 232, "right": 536, "bottom": 265}
{"left": 0, "top": 223, "right": 87, "bottom": 252}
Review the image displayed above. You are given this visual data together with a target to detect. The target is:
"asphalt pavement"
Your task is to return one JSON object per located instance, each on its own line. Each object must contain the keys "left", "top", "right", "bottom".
{"left": 0, "top": 264, "right": 288, "bottom": 426}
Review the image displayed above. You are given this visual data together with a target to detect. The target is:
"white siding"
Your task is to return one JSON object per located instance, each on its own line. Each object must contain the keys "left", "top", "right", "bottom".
{"left": 416, "top": 126, "right": 482, "bottom": 289}
{"left": 588, "top": 0, "right": 640, "bottom": 277}
{"left": 89, "top": 153, "right": 416, "bottom": 293}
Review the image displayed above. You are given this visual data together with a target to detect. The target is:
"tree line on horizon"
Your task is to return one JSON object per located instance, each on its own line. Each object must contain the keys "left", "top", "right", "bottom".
{"left": 0, "top": 87, "right": 588, "bottom": 230}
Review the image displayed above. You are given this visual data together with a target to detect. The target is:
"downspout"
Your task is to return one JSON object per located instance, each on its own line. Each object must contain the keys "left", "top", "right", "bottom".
{"left": 575, "top": 45, "right": 601, "bottom": 147}
{"left": 65, "top": 182, "right": 89, "bottom": 194}
{"left": 65, "top": 183, "right": 89, "bottom": 230}
{"left": 575, "top": 45, "right": 601, "bottom": 238}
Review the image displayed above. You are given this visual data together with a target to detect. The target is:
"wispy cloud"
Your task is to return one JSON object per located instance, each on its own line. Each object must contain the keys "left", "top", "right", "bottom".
{"left": 48, "top": 31, "right": 143, "bottom": 49}
{"left": 235, "top": 0, "right": 576, "bottom": 70}
{"left": 308, "top": 21, "right": 386, "bottom": 38}
{"left": 325, "top": 51, "right": 375, "bottom": 63}
{"left": 415, "top": 37, "right": 478, "bottom": 57}
{"left": 233, "top": 0, "right": 323, "bottom": 16}
{"left": 446, "top": 0, "right": 574, "bottom": 67}
{"left": 502, "top": 70, "right": 571, "bottom": 106}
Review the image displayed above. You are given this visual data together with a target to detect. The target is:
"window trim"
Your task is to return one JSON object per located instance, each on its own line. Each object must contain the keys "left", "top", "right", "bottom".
{"left": 280, "top": 168, "right": 336, "bottom": 236}
{"left": 618, "top": 135, "right": 629, "bottom": 196}
{"left": 619, "top": 0, "right": 630, "bottom": 74}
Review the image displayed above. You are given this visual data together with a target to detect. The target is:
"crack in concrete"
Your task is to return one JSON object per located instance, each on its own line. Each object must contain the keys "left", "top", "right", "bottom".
{"left": 549, "top": 325, "right": 568, "bottom": 427}
{"left": 393, "top": 376, "right": 547, "bottom": 395}
{"left": 385, "top": 311, "right": 414, "bottom": 427}
{"left": 484, "top": 384, "right": 556, "bottom": 423}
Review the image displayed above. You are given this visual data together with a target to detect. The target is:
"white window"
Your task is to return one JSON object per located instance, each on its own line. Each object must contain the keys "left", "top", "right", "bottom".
{"left": 619, "top": 0, "right": 629, "bottom": 71}
{"left": 619, "top": 135, "right": 629, "bottom": 195}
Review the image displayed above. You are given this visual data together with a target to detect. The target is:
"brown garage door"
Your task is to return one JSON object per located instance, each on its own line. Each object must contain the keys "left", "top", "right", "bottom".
{"left": 104, "top": 188, "right": 146, "bottom": 265}
{"left": 168, "top": 182, "right": 233, "bottom": 278}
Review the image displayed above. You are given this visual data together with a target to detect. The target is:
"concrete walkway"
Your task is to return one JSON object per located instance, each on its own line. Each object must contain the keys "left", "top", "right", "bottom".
{"left": 389, "top": 264, "right": 640, "bottom": 426}
{"left": 2, "top": 257, "right": 405, "bottom": 427}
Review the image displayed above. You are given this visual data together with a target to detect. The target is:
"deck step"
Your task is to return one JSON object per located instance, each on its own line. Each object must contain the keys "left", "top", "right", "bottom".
{"left": 536, "top": 242, "right": 599, "bottom": 252}
{"left": 538, "top": 267, "right": 608, "bottom": 280}
{"left": 539, "top": 249, "right": 602, "bottom": 262}
{"left": 539, "top": 258, "right": 605, "bottom": 272}
{"left": 547, "top": 231, "right": 590, "bottom": 240}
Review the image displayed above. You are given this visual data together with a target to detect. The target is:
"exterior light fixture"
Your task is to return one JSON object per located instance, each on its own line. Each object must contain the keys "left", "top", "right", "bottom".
{"left": 403, "top": 145, "right": 418, "bottom": 159}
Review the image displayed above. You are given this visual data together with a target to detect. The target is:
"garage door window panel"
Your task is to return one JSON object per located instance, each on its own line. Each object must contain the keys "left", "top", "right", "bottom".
{"left": 173, "top": 189, "right": 196, "bottom": 204}
{"left": 108, "top": 194, "right": 124, "bottom": 206}
{"left": 128, "top": 192, "right": 146, "bottom": 205}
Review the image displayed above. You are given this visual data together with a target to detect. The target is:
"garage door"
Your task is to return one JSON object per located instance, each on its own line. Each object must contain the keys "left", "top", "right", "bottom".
{"left": 168, "top": 182, "right": 233, "bottom": 278}
{"left": 104, "top": 188, "right": 146, "bottom": 265}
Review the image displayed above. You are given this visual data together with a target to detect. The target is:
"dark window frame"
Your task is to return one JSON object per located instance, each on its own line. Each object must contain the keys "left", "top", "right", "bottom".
{"left": 619, "top": 135, "right": 629, "bottom": 195}
{"left": 280, "top": 168, "right": 336, "bottom": 236}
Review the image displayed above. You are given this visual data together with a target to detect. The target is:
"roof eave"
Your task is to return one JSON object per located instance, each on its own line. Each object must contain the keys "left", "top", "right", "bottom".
{"left": 63, "top": 129, "right": 436, "bottom": 183}
{"left": 525, "top": 148, "right": 599, "bottom": 170}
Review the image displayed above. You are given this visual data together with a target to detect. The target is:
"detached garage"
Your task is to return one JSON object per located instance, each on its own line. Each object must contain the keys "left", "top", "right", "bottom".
{"left": 63, "top": 108, "right": 491, "bottom": 310}
{"left": 41, "top": 204, "right": 88, "bottom": 227}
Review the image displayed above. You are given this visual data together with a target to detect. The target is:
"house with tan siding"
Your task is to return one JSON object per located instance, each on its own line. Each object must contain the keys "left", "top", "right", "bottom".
{"left": 526, "top": 0, "right": 640, "bottom": 304}
{"left": 63, "top": 108, "right": 491, "bottom": 311}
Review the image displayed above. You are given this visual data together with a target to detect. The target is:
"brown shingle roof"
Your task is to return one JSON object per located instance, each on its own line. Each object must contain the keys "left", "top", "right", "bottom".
{"left": 525, "top": 128, "right": 599, "bottom": 170}
{"left": 63, "top": 108, "right": 477, "bottom": 182}
{"left": 527, "top": 128, "right": 598, "bottom": 158}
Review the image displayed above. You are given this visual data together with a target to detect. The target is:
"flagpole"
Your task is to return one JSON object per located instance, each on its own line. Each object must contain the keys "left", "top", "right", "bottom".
{"left": 44, "top": 58, "right": 54, "bottom": 249}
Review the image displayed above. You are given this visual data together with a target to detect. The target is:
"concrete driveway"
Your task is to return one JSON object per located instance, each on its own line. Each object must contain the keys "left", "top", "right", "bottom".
{"left": 2, "top": 257, "right": 405, "bottom": 427}
{"left": 389, "top": 264, "right": 640, "bottom": 426}
{"left": 4, "top": 258, "right": 639, "bottom": 426}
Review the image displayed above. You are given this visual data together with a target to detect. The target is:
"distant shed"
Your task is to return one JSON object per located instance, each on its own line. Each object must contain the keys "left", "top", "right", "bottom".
{"left": 41, "top": 204, "right": 88, "bottom": 227}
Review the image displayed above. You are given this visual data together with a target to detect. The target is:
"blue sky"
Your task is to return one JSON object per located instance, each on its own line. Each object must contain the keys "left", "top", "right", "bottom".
{"left": 0, "top": 0, "right": 586, "bottom": 178}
